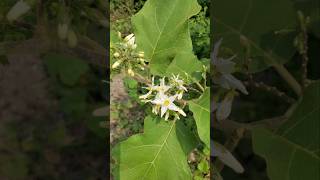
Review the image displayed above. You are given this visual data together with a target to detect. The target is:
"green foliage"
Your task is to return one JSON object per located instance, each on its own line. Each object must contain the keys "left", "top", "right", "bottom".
{"left": 212, "top": 0, "right": 297, "bottom": 73}
{"left": 189, "top": 88, "right": 210, "bottom": 147}
{"left": 112, "top": 116, "right": 198, "bottom": 180}
{"left": 189, "top": 7, "right": 210, "bottom": 59}
{"left": 44, "top": 53, "right": 89, "bottom": 86}
{"left": 132, "top": 0, "right": 201, "bottom": 75}
{"left": 166, "top": 52, "right": 203, "bottom": 82}
{"left": 111, "top": 1, "right": 211, "bottom": 179}
{"left": 252, "top": 81, "right": 320, "bottom": 180}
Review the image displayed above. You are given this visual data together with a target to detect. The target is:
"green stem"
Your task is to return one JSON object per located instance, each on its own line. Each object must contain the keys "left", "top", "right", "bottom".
{"left": 272, "top": 63, "right": 302, "bottom": 96}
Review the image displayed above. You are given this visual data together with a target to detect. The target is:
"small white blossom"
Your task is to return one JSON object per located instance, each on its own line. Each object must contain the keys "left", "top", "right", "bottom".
{"left": 212, "top": 39, "right": 248, "bottom": 95}
{"left": 151, "top": 93, "right": 186, "bottom": 118}
{"left": 171, "top": 74, "right": 187, "bottom": 99}
{"left": 139, "top": 76, "right": 157, "bottom": 99}
{"left": 155, "top": 77, "right": 171, "bottom": 95}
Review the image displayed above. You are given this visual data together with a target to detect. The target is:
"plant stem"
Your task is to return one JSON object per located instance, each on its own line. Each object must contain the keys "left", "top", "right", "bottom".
{"left": 272, "top": 63, "right": 302, "bottom": 96}
{"left": 195, "top": 81, "right": 205, "bottom": 92}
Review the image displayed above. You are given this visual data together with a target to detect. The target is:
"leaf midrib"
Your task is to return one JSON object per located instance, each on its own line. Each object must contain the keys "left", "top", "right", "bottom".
{"left": 141, "top": 120, "right": 176, "bottom": 179}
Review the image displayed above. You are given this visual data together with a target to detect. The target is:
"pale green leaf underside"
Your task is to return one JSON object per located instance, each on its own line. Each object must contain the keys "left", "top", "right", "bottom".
{"left": 253, "top": 82, "right": 320, "bottom": 180}
{"left": 212, "top": 0, "right": 297, "bottom": 73}
{"left": 132, "top": 0, "right": 201, "bottom": 75}
{"left": 112, "top": 116, "right": 197, "bottom": 180}
{"left": 189, "top": 88, "right": 210, "bottom": 147}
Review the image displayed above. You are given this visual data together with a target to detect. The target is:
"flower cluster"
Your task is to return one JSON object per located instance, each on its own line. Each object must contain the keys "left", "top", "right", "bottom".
{"left": 111, "top": 33, "right": 148, "bottom": 76}
{"left": 212, "top": 39, "right": 248, "bottom": 121}
{"left": 139, "top": 75, "right": 188, "bottom": 121}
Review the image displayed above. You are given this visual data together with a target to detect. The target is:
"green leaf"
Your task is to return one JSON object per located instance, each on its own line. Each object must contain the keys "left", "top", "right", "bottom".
{"left": 43, "top": 53, "right": 89, "bottom": 86}
{"left": 189, "top": 88, "right": 210, "bottom": 147}
{"left": 166, "top": 52, "right": 203, "bottom": 81}
{"left": 132, "top": 0, "right": 201, "bottom": 75}
{"left": 252, "top": 81, "right": 320, "bottom": 180}
{"left": 212, "top": 0, "right": 297, "bottom": 73}
{"left": 112, "top": 116, "right": 197, "bottom": 180}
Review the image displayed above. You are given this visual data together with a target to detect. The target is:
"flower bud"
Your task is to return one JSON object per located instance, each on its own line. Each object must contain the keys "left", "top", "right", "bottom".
{"left": 67, "top": 29, "right": 77, "bottom": 48}
{"left": 128, "top": 68, "right": 135, "bottom": 76}
{"left": 117, "top": 31, "right": 122, "bottom": 38}
{"left": 113, "top": 52, "right": 120, "bottom": 58}
{"left": 111, "top": 60, "right": 121, "bottom": 69}
{"left": 138, "top": 51, "right": 144, "bottom": 58}
{"left": 57, "top": 23, "right": 68, "bottom": 40}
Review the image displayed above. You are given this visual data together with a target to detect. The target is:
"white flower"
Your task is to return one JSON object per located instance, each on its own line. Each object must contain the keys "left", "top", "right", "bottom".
{"left": 171, "top": 74, "right": 187, "bottom": 92}
{"left": 171, "top": 74, "right": 187, "bottom": 99}
{"left": 212, "top": 39, "right": 248, "bottom": 95}
{"left": 124, "top": 33, "right": 137, "bottom": 49}
{"left": 155, "top": 77, "right": 171, "bottom": 95}
{"left": 139, "top": 76, "right": 157, "bottom": 99}
{"left": 151, "top": 94, "right": 186, "bottom": 118}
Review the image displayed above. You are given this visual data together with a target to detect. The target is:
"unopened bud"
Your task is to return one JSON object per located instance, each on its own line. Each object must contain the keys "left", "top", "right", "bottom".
{"left": 57, "top": 23, "right": 68, "bottom": 40}
{"left": 138, "top": 51, "right": 144, "bottom": 58}
{"left": 113, "top": 52, "right": 120, "bottom": 58}
{"left": 128, "top": 68, "right": 135, "bottom": 76}
{"left": 112, "top": 60, "right": 121, "bottom": 69}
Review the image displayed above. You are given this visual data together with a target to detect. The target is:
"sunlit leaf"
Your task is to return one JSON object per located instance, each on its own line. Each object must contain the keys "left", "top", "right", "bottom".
{"left": 132, "top": 0, "right": 201, "bottom": 75}
{"left": 189, "top": 88, "right": 210, "bottom": 147}
{"left": 112, "top": 116, "right": 197, "bottom": 180}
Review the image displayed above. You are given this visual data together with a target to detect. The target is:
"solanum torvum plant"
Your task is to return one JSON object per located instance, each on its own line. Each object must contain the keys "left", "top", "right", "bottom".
{"left": 110, "top": 0, "right": 211, "bottom": 179}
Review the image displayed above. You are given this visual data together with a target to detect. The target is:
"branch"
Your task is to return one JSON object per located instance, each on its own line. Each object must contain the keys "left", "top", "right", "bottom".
{"left": 272, "top": 63, "right": 302, "bottom": 97}
{"left": 244, "top": 81, "right": 296, "bottom": 104}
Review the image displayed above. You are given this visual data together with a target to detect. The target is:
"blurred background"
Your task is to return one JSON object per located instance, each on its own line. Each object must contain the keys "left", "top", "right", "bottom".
{"left": 0, "top": 0, "right": 108, "bottom": 179}
{"left": 211, "top": 0, "right": 320, "bottom": 179}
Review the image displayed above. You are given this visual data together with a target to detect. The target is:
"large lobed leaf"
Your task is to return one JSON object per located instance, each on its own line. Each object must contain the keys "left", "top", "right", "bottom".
{"left": 212, "top": 0, "right": 297, "bottom": 73}
{"left": 189, "top": 88, "right": 210, "bottom": 147}
{"left": 112, "top": 116, "right": 198, "bottom": 180}
{"left": 252, "top": 81, "right": 320, "bottom": 180}
{"left": 132, "top": 0, "right": 201, "bottom": 75}
{"left": 166, "top": 52, "right": 203, "bottom": 81}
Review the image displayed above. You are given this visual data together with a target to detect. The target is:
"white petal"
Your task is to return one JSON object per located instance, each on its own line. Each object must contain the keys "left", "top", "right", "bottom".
{"left": 215, "top": 58, "right": 236, "bottom": 74}
{"left": 168, "top": 103, "right": 179, "bottom": 111}
{"left": 211, "top": 140, "right": 244, "bottom": 173}
{"left": 177, "top": 109, "right": 186, "bottom": 116}
{"left": 161, "top": 106, "right": 168, "bottom": 117}
{"left": 223, "top": 74, "right": 248, "bottom": 95}
{"left": 151, "top": 99, "right": 162, "bottom": 105}
{"left": 165, "top": 112, "right": 170, "bottom": 121}
{"left": 7, "top": 0, "right": 31, "bottom": 22}
{"left": 168, "top": 95, "right": 176, "bottom": 102}
{"left": 216, "top": 96, "right": 233, "bottom": 121}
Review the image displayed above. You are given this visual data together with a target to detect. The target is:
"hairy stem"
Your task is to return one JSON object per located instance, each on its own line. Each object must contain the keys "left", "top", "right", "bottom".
{"left": 272, "top": 63, "right": 302, "bottom": 96}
